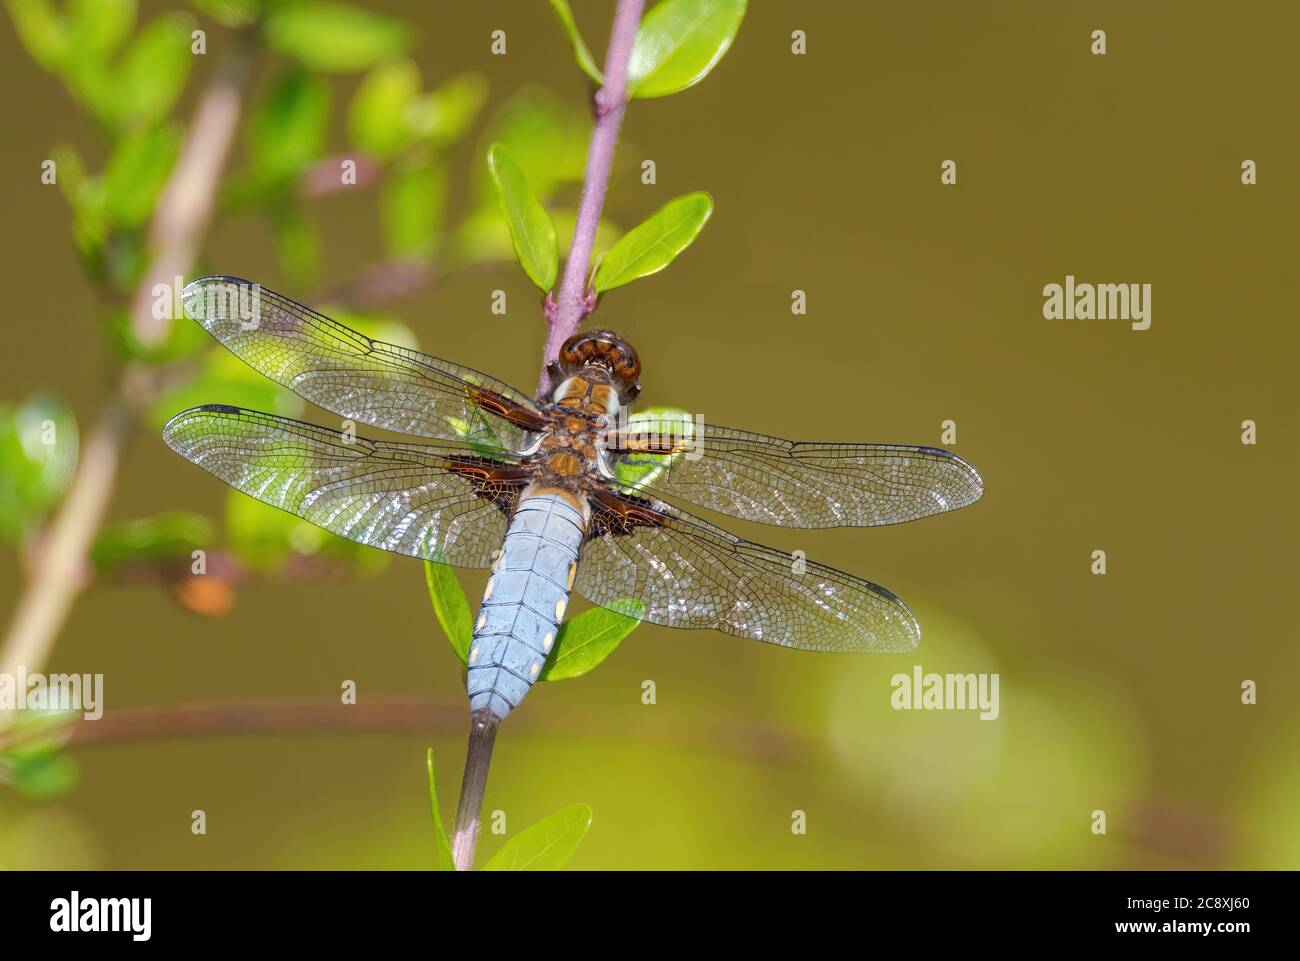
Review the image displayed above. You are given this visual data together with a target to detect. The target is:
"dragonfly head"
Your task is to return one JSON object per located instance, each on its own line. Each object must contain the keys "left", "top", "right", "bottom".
{"left": 554, "top": 330, "right": 642, "bottom": 402}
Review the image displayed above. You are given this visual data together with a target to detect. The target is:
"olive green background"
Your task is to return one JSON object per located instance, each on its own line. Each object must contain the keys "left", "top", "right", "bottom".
{"left": 1, "top": 0, "right": 1296, "bottom": 869}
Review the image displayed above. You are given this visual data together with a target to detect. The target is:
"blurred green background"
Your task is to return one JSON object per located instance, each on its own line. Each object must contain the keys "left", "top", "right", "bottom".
{"left": 1, "top": 0, "right": 1296, "bottom": 869}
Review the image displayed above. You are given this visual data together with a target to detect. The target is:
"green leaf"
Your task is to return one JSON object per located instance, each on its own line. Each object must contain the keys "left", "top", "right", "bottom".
{"left": 424, "top": 559, "right": 472, "bottom": 665}
{"left": 0, "top": 394, "right": 78, "bottom": 545}
{"left": 224, "top": 490, "right": 314, "bottom": 571}
{"left": 108, "top": 304, "right": 209, "bottom": 364}
{"left": 111, "top": 12, "right": 195, "bottom": 129}
{"left": 593, "top": 191, "right": 712, "bottom": 292}
{"left": 6, "top": 0, "right": 71, "bottom": 72}
{"left": 546, "top": 0, "right": 603, "bottom": 84}
{"left": 541, "top": 600, "right": 643, "bottom": 681}
{"left": 103, "top": 122, "right": 182, "bottom": 228}
{"left": 3, "top": 744, "right": 79, "bottom": 799}
{"left": 151, "top": 348, "right": 301, "bottom": 432}
{"left": 487, "top": 142, "right": 558, "bottom": 291}
{"left": 191, "top": 0, "right": 260, "bottom": 29}
{"left": 380, "top": 163, "right": 445, "bottom": 260}
{"left": 50, "top": 144, "right": 87, "bottom": 208}
{"left": 453, "top": 207, "right": 619, "bottom": 272}
{"left": 90, "top": 511, "right": 214, "bottom": 573}
{"left": 68, "top": 0, "right": 135, "bottom": 60}
{"left": 405, "top": 73, "right": 487, "bottom": 148}
{"left": 628, "top": 0, "right": 746, "bottom": 99}
{"left": 249, "top": 69, "right": 331, "bottom": 180}
{"left": 426, "top": 748, "right": 455, "bottom": 871}
{"left": 219, "top": 479, "right": 388, "bottom": 576}
{"left": 610, "top": 406, "right": 695, "bottom": 489}
{"left": 482, "top": 803, "right": 592, "bottom": 871}
{"left": 349, "top": 65, "right": 484, "bottom": 162}
{"left": 264, "top": 1, "right": 410, "bottom": 73}
{"left": 475, "top": 88, "right": 588, "bottom": 206}
{"left": 348, "top": 58, "right": 421, "bottom": 160}
{"left": 269, "top": 200, "right": 320, "bottom": 287}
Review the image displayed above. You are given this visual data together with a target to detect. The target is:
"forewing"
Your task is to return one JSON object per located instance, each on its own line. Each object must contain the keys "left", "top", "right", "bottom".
{"left": 609, "top": 420, "right": 983, "bottom": 528}
{"left": 181, "top": 276, "right": 543, "bottom": 450}
{"left": 163, "top": 405, "right": 524, "bottom": 568}
{"left": 574, "top": 490, "right": 919, "bottom": 652}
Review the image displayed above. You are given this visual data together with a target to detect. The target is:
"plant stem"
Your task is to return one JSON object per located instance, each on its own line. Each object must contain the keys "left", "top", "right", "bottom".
{"left": 443, "top": 0, "right": 647, "bottom": 871}
{"left": 129, "top": 32, "right": 254, "bottom": 347}
{"left": 0, "top": 696, "right": 816, "bottom": 768}
{"left": 537, "top": 0, "right": 645, "bottom": 398}
{"left": 450, "top": 709, "right": 499, "bottom": 870}
{"left": 0, "top": 401, "right": 128, "bottom": 682}
{"left": 0, "top": 34, "right": 255, "bottom": 705}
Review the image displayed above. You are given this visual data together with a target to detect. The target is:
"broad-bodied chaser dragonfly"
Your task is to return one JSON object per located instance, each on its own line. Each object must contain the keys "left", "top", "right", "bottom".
{"left": 164, "top": 277, "right": 983, "bottom": 722}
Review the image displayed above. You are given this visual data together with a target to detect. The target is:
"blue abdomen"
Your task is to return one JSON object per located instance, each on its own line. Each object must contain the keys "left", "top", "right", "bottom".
{"left": 466, "top": 491, "right": 585, "bottom": 720}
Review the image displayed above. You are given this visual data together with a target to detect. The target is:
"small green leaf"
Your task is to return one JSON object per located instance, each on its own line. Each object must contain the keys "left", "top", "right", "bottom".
{"left": 264, "top": 1, "right": 410, "bottom": 73}
{"left": 219, "top": 485, "right": 387, "bottom": 576}
{"left": 453, "top": 206, "right": 620, "bottom": 272}
{"left": 348, "top": 58, "right": 420, "bottom": 159}
{"left": 405, "top": 73, "right": 487, "bottom": 148}
{"left": 108, "top": 303, "right": 209, "bottom": 364}
{"left": 269, "top": 200, "right": 320, "bottom": 287}
{"left": 380, "top": 163, "right": 445, "bottom": 260}
{"left": 223, "top": 490, "right": 315, "bottom": 572}
{"left": 3, "top": 745, "right": 79, "bottom": 799}
{"left": 151, "top": 348, "right": 301, "bottom": 432}
{"left": 546, "top": 0, "right": 603, "bottom": 84}
{"left": 628, "top": 0, "right": 746, "bottom": 99}
{"left": 249, "top": 69, "right": 331, "bottom": 180}
{"left": 426, "top": 748, "right": 455, "bottom": 871}
{"left": 50, "top": 144, "right": 87, "bottom": 209}
{"left": 0, "top": 394, "right": 79, "bottom": 545}
{"left": 487, "top": 142, "right": 558, "bottom": 291}
{"left": 541, "top": 600, "right": 643, "bottom": 681}
{"left": 191, "top": 0, "right": 260, "bottom": 29}
{"left": 110, "top": 12, "right": 195, "bottom": 128}
{"left": 103, "top": 122, "right": 182, "bottom": 228}
{"left": 481, "top": 803, "right": 592, "bottom": 870}
{"left": 475, "top": 88, "right": 589, "bottom": 206}
{"left": 68, "top": 0, "right": 135, "bottom": 60}
{"left": 90, "top": 511, "right": 214, "bottom": 573}
{"left": 445, "top": 380, "right": 509, "bottom": 455}
{"left": 424, "top": 559, "right": 472, "bottom": 665}
{"left": 593, "top": 191, "right": 712, "bottom": 292}
{"left": 7, "top": 0, "right": 71, "bottom": 72}
{"left": 609, "top": 406, "right": 695, "bottom": 489}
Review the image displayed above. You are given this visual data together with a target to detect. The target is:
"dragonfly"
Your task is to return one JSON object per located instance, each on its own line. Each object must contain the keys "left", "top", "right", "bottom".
{"left": 164, "top": 276, "right": 984, "bottom": 723}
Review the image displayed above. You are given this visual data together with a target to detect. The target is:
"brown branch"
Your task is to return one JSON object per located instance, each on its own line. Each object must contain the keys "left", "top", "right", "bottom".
{"left": 0, "top": 402, "right": 129, "bottom": 682}
{"left": 3, "top": 697, "right": 816, "bottom": 768}
{"left": 0, "top": 33, "right": 257, "bottom": 703}
{"left": 129, "top": 32, "right": 255, "bottom": 347}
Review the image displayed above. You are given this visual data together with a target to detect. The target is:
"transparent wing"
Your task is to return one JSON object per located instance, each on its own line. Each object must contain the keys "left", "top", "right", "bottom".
{"left": 181, "top": 276, "right": 544, "bottom": 451}
{"left": 163, "top": 405, "right": 525, "bottom": 567}
{"left": 575, "top": 490, "right": 919, "bottom": 653}
{"left": 608, "top": 420, "right": 983, "bottom": 529}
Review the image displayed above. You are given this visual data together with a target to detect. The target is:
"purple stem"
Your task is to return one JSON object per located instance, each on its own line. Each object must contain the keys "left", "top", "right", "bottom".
{"left": 537, "top": 0, "right": 645, "bottom": 399}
